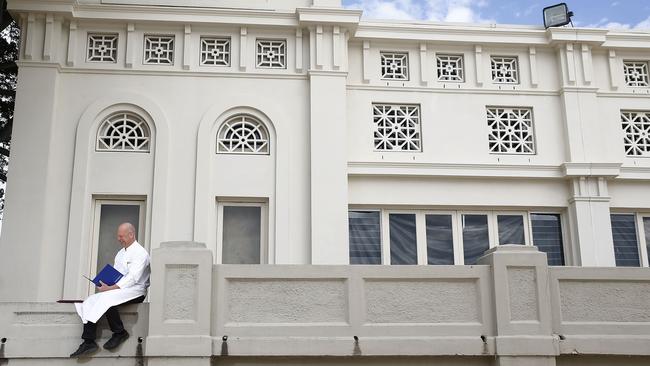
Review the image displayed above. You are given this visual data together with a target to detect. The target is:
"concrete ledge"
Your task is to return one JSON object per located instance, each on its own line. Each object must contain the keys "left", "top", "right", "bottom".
{"left": 495, "top": 335, "right": 560, "bottom": 356}
{"left": 559, "top": 335, "right": 650, "bottom": 356}
{"left": 211, "top": 336, "right": 497, "bottom": 357}
{"left": 146, "top": 335, "right": 212, "bottom": 357}
{"left": 0, "top": 302, "right": 148, "bottom": 358}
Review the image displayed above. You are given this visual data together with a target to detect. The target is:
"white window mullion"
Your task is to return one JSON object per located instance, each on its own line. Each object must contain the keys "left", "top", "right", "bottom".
{"left": 415, "top": 213, "right": 427, "bottom": 265}
{"left": 488, "top": 212, "right": 498, "bottom": 248}
{"left": 637, "top": 214, "right": 649, "bottom": 267}
{"left": 453, "top": 212, "right": 464, "bottom": 265}
{"left": 381, "top": 210, "right": 391, "bottom": 265}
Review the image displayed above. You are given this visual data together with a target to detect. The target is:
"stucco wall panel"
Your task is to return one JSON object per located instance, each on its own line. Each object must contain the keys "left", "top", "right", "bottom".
{"left": 559, "top": 280, "right": 650, "bottom": 323}
{"left": 364, "top": 279, "right": 481, "bottom": 324}
{"left": 507, "top": 267, "right": 539, "bottom": 322}
{"left": 227, "top": 279, "right": 348, "bottom": 324}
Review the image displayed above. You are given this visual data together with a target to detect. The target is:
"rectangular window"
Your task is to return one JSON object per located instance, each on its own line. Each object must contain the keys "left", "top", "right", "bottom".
{"left": 425, "top": 214, "right": 454, "bottom": 265}
{"left": 462, "top": 214, "right": 490, "bottom": 265}
{"left": 621, "top": 111, "right": 650, "bottom": 157}
{"left": 389, "top": 213, "right": 418, "bottom": 265}
{"left": 380, "top": 51, "right": 409, "bottom": 80}
{"left": 200, "top": 37, "right": 231, "bottom": 66}
{"left": 623, "top": 60, "right": 649, "bottom": 87}
{"left": 436, "top": 54, "right": 464, "bottom": 82}
{"left": 610, "top": 214, "right": 641, "bottom": 267}
{"left": 349, "top": 210, "right": 564, "bottom": 266}
{"left": 91, "top": 199, "right": 145, "bottom": 294}
{"left": 487, "top": 107, "right": 536, "bottom": 155}
{"left": 256, "top": 39, "right": 286, "bottom": 69}
{"left": 497, "top": 214, "right": 526, "bottom": 245}
{"left": 372, "top": 104, "right": 422, "bottom": 152}
{"left": 87, "top": 33, "right": 118, "bottom": 63}
{"left": 531, "top": 213, "right": 565, "bottom": 266}
{"left": 221, "top": 206, "right": 262, "bottom": 264}
{"left": 144, "top": 35, "right": 175, "bottom": 65}
{"left": 349, "top": 211, "right": 382, "bottom": 264}
{"left": 491, "top": 56, "right": 519, "bottom": 84}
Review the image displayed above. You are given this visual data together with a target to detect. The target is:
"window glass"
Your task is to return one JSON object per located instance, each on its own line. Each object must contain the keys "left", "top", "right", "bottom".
{"left": 531, "top": 214, "right": 565, "bottom": 266}
{"left": 497, "top": 214, "right": 525, "bottom": 245}
{"left": 349, "top": 211, "right": 382, "bottom": 264}
{"left": 222, "top": 206, "right": 261, "bottom": 264}
{"left": 389, "top": 213, "right": 418, "bottom": 265}
{"left": 610, "top": 214, "right": 640, "bottom": 267}
{"left": 462, "top": 214, "right": 490, "bottom": 265}
{"left": 97, "top": 204, "right": 140, "bottom": 275}
{"left": 425, "top": 214, "right": 454, "bottom": 265}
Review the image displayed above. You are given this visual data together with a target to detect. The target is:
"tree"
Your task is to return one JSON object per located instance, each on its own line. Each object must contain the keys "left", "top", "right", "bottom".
{"left": 0, "top": 13, "right": 19, "bottom": 217}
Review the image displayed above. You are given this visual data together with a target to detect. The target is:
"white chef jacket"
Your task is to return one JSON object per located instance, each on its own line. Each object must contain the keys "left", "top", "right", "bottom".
{"left": 75, "top": 241, "right": 150, "bottom": 324}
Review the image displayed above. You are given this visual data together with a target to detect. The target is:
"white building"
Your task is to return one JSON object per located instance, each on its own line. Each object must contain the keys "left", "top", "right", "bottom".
{"left": 0, "top": 1, "right": 649, "bottom": 365}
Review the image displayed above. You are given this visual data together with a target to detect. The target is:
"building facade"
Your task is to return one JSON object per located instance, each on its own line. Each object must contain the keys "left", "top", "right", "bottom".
{"left": 0, "top": 0, "right": 649, "bottom": 365}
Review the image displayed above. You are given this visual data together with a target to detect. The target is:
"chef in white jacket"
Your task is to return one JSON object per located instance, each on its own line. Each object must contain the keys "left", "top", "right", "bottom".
{"left": 70, "top": 222, "right": 151, "bottom": 358}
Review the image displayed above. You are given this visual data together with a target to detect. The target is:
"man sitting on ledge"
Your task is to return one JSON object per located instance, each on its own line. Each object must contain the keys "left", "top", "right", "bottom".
{"left": 70, "top": 222, "right": 151, "bottom": 358}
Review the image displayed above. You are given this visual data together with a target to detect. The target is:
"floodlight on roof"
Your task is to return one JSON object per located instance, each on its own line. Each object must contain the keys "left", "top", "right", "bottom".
{"left": 543, "top": 3, "right": 574, "bottom": 29}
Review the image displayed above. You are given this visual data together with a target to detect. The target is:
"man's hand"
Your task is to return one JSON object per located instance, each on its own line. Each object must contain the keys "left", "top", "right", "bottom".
{"left": 97, "top": 281, "right": 120, "bottom": 292}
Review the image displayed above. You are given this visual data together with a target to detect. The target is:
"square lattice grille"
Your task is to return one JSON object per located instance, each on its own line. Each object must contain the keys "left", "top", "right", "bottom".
{"left": 436, "top": 54, "right": 464, "bottom": 82}
{"left": 491, "top": 56, "right": 519, "bottom": 84}
{"left": 87, "top": 33, "right": 118, "bottom": 63}
{"left": 256, "top": 40, "right": 286, "bottom": 69}
{"left": 144, "top": 35, "right": 175, "bottom": 65}
{"left": 487, "top": 107, "right": 535, "bottom": 154}
{"left": 200, "top": 37, "right": 231, "bottom": 66}
{"left": 624, "top": 61, "right": 649, "bottom": 87}
{"left": 381, "top": 52, "right": 409, "bottom": 80}
{"left": 621, "top": 111, "right": 650, "bottom": 157}
{"left": 373, "top": 104, "right": 421, "bottom": 152}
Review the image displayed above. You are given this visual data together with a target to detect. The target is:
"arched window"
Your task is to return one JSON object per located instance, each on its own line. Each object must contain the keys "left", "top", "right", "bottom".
{"left": 217, "top": 114, "right": 270, "bottom": 155}
{"left": 96, "top": 112, "right": 151, "bottom": 152}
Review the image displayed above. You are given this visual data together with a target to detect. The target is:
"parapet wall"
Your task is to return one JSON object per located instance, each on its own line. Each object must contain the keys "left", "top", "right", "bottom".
{"left": 1, "top": 243, "right": 649, "bottom": 365}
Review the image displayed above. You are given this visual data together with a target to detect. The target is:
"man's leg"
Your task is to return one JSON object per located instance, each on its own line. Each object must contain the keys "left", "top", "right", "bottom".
{"left": 103, "top": 295, "right": 146, "bottom": 350}
{"left": 70, "top": 322, "right": 99, "bottom": 357}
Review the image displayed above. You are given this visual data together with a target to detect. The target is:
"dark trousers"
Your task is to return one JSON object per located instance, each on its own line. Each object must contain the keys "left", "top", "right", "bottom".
{"left": 82, "top": 295, "right": 146, "bottom": 341}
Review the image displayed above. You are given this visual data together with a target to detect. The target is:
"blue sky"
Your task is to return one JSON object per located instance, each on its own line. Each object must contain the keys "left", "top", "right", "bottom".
{"left": 342, "top": 0, "right": 650, "bottom": 30}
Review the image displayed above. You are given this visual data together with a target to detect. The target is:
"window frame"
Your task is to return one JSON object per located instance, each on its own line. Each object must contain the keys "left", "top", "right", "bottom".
{"left": 380, "top": 50, "right": 410, "bottom": 81}
{"left": 89, "top": 198, "right": 146, "bottom": 296}
{"left": 358, "top": 209, "right": 555, "bottom": 266}
{"left": 216, "top": 199, "right": 269, "bottom": 265}
{"left": 610, "top": 211, "right": 650, "bottom": 268}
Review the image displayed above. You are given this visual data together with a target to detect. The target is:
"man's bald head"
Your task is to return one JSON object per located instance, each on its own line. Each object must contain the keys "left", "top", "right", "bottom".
{"left": 117, "top": 222, "right": 137, "bottom": 248}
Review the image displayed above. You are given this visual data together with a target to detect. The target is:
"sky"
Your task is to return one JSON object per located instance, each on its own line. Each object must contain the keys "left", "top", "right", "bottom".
{"left": 342, "top": 0, "right": 650, "bottom": 30}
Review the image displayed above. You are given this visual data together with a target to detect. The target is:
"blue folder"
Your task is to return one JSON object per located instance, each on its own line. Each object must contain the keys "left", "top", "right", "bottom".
{"left": 85, "top": 264, "right": 124, "bottom": 287}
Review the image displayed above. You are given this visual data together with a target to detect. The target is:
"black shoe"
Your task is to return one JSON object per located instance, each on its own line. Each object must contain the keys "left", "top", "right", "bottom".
{"left": 103, "top": 331, "right": 129, "bottom": 350}
{"left": 70, "top": 341, "right": 98, "bottom": 358}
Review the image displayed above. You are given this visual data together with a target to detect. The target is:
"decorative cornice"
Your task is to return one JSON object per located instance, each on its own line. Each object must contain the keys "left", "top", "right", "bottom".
{"left": 562, "top": 162, "right": 622, "bottom": 178}
{"left": 348, "top": 161, "right": 565, "bottom": 179}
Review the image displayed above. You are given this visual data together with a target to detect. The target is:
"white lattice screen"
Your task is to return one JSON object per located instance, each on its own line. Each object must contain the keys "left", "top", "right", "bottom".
{"left": 373, "top": 104, "right": 421, "bottom": 152}
{"left": 217, "top": 115, "right": 270, "bottom": 154}
{"left": 144, "top": 35, "right": 175, "bottom": 65}
{"left": 380, "top": 52, "right": 409, "bottom": 80}
{"left": 87, "top": 33, "right": 118, "bottom": 63}
{"left": 256, "top": 40, "right": 286, "bottom": 69}
{"left": 621, "top": 111, "right": 650, "bottom": 157}
{"left": 491, "top": 56, "right": 519, "bottom": 84}
{"left": 486, "top": 107, "right": 535, "bottom": 154}
{"left": 97, "top": 112, "right": 151, "bottom": 152}
{"left": 200, "top": 37, "right": 231, "bottom": 66}
{"left": 623, "top": 61, "right": 649, "bottom": 87}
{"left": 436, "top": 54, "right": 464, "bottom": 82}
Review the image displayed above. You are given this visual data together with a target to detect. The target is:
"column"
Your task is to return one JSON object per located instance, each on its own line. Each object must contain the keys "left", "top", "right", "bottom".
{"left": 478, "top": 245, "right": 558, "bottom": 366}
{"left": 147, "top": 242, "right": 213, "bottom": 365}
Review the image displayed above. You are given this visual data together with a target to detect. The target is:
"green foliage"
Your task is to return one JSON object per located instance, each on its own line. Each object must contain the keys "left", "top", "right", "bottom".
{"left": 0, "top": 19, "right": 19, "bottom": 215}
